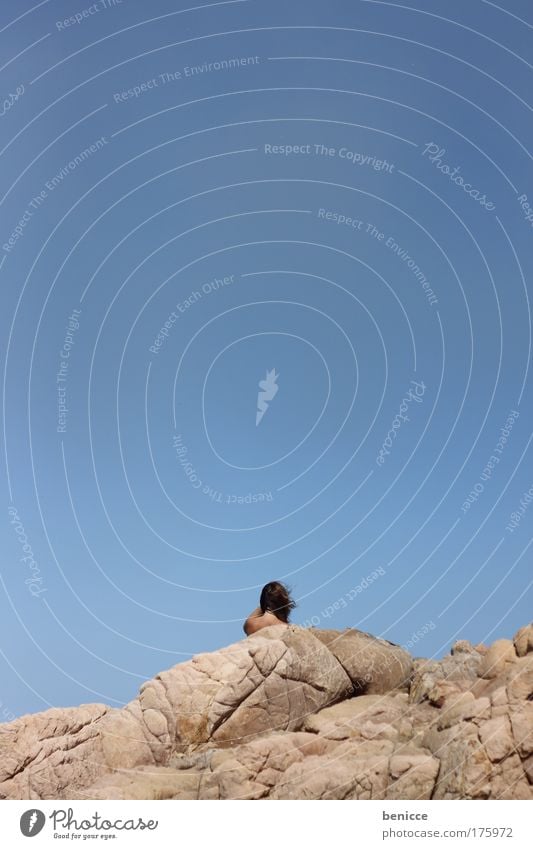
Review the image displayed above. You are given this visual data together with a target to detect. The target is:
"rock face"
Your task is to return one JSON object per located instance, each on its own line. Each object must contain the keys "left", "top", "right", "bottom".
{"left": 1, "top": 623, "right": 532, "bottom": 800}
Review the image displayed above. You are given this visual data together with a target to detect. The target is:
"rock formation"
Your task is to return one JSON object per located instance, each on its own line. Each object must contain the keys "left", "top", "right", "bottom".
{"left": 1, "top": 624, "right": 531, "bottom": 800}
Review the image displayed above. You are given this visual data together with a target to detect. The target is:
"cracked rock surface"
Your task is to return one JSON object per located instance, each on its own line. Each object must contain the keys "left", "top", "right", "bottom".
{"left": 1, "top": 623, "right": 531, "bottom": 800}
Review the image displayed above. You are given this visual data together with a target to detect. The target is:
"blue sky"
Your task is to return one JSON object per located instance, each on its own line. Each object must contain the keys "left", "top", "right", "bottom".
{"left": 1, "top": 0, "right": 532, "bottom": 717}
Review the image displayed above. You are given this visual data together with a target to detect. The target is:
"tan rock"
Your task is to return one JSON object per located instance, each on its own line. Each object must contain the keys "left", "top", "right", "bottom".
{"left": 506, "top": 656, "right": 533, "bottom": 703}
{"left": 0, "top": 704, "right": 111, "bottom": 799}
{"left": 270, "top": 737, "right": 393, "bottom": 800}
{"left": 387, "top": 752, "right": 440, "bottom": 800}
{"left": 523, "top": 753, "right": 533, "bottom": 784}
{"left": 422, "top": 724, "right": 455, "bottom": 755}
{"left": 491, "top": 686, "right": 508, "bottom": 707}
{"left": 509, "top": 706, "right": 533, "bottom": 757}
{"left": 427, "top": 681, "right": 462, "bottom": 708}
{"left": 468, "top": 698, "right": 492, "bottom": 723}
{"left": 311, "top": 628, "right": 413, "bottom": 694}
{"left": 479, "top": 716, "right": 514, "bottom": 762}
{"left": 480, "top": 640, "right": 518, "bottom": 679}
{"left": 209, "top": 627, "right": 353, "bottom": 744}
{"left": 0, "top": 626, "right": 412, "bottom": 799}
{"left": 410, "top": 653, "right": 482, "bottom": 705}
{"left": 74, "top": 766, "right": 202, "bottom": 801}
{"left": 489, "top": 753, "right": 531, "bottom": 800}
{"left": 437, "top": 693, "right": 475, "bottom": 729}
{"left": 303, "top": 694, "right": 403, "bottom": 740}
{"left": 433, "top": 725, "right": 493, "bottom": 799}
{"left": 2, "top": 624, "right": 533, "bottom": 801}
{"left": 514, "top": 624, "right": 533, "bottom": 657}
{"left": 491, "top": 705, "right": 511, "bottom": 718}
{"left": 451, "top": 640, "right": 475, "bottom": 654}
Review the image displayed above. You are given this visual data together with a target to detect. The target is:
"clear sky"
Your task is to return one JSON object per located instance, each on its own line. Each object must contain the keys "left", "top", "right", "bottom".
{"left": 1, "top": 0, "right": 532, "bottom": 718}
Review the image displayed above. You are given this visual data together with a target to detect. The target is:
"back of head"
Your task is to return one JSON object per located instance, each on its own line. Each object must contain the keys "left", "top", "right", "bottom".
{"left": 259, "top": 581, "right": 296, "bottom": 623}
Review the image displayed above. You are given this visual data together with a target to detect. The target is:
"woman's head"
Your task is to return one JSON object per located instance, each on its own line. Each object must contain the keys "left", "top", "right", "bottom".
{"left": 259, "top": 581, "right": 296, "bottom": 623}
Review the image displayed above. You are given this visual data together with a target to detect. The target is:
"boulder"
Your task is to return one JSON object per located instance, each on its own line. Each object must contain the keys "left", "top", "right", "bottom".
{"left": 0, "top": 625, "right": 405, "bottom": 799}
{"left": 1, "top": 624, "right": 532, "bottom": 800}
{"left": 479, "top": 716, "right": 515, "bottom": 762}
{"left": 311, "top": 628, "right": 413, "bottom": 694}
{"left": 479, "top": 639, "right": 518, "bottom": 679}
{"left": 514, "top": 624, "right": 533, "bottom": 657}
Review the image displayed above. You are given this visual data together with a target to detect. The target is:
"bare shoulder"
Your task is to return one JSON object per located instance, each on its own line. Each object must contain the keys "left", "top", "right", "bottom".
{"left": 243, "top": 610, "right": 288, "bottom": 635}
{"left": 261, "top": 611, "right": 286, "bottom": 628}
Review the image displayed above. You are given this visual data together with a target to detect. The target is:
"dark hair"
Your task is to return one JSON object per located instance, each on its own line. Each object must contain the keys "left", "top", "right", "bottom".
{"left": 259, "top": 581, "right": 296, "bottom": 623}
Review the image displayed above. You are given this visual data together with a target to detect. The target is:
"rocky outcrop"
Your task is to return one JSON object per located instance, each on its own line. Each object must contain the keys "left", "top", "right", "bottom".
{"left": 1, "top": 623, "right": 532, "bottom": 800}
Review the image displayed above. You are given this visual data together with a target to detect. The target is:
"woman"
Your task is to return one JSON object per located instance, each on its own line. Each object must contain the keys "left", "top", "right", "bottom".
{"left": 243, "top": 581, "right": 296, "bottom": 635}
